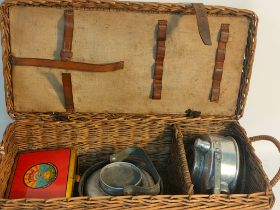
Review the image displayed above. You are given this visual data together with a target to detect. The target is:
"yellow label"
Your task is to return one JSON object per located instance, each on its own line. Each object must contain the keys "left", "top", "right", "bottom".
{"left": 66, "top": 148, "right": 77, "bottom": 198}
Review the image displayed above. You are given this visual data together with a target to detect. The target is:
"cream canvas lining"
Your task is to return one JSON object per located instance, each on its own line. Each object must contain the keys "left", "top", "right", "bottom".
{"left": 10, "top": 7, "right": 250, "bottom": 115}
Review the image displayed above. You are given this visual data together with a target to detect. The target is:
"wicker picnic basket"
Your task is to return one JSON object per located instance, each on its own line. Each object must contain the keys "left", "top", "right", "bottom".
{"left": 0, "top": 0, "right": 279, "bottom": 209}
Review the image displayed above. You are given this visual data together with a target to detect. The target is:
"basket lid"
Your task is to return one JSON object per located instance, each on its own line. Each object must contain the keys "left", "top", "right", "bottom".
{"left": 0, "top": 1, "right": 257, "bottom": 120}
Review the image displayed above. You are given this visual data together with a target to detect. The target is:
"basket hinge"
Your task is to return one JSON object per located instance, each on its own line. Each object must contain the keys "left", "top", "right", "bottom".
{"left": 185, "top": 109, "right": 201, "bottom": 118}
{"left": 52, "top": 112, "right": 70, "bottom": 122}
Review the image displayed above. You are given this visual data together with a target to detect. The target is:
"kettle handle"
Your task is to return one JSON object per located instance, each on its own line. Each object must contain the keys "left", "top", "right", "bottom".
{"left": 249, "top": 135, "right": 280, "bottom": 187}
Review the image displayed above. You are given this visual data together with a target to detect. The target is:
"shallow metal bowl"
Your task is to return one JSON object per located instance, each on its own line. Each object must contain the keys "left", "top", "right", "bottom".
{"left": 99, "top": 162, "right": 142, "bottom": 195}
{"left": 84, "top": 161, "right": 155, "bottom": 196}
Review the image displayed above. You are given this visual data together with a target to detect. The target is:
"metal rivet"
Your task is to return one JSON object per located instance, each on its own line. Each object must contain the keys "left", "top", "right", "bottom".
{"left": 111, "top": 156, "right": 116, "bottom": 162}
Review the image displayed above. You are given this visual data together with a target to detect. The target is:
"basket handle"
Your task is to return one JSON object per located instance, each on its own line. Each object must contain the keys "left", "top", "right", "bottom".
{"left": 249, "top": 135, "right": 280, "bottom": 187}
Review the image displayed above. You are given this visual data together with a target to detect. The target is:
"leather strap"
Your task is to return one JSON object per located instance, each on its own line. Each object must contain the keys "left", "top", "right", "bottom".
{"left": 210, "top": 24, "right": 230, "bottom": 102}
{"left": 152, "top": 20, "right": 167, "bottom": 100}
{"left": 193, "top": 3, "right": 212, "bottom": 45}
{"left": 61, "top": 9, "right": 74, "bottom": 61}
{"left": 12, "top": 57, "right": 124, "bottom": 72}
{"left": 62, "top": 73, "right": 74, "bottom": 112}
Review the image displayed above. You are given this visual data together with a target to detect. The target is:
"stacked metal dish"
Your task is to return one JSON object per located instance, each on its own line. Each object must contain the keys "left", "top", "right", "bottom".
{"left": 79, "top": 147, "right": 162, "bottom": 196}
{"left": 190, "top": 135, "right": 246, "bottom": 194}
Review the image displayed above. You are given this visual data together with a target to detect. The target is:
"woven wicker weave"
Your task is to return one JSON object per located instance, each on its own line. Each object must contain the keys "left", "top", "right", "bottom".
{"left": 0, "top": 119, "right": 279, "bottom": 209}
{"left": 0, "top": 0, "right": 279, "bottom": 209}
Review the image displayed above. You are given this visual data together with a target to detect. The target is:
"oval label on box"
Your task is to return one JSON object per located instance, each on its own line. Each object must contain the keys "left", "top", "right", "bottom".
{"left": 24, "top": 163, "right": 57, "bottom": 189}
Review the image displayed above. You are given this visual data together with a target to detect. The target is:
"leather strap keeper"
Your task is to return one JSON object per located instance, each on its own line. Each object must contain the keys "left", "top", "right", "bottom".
{"left": 193, "top": 3, "right": 212, "bottom": 46}
{"left": 62, "top": 73, "right": 74, "bottom": 112}
{"left": 11, "top": 57, "right": 124, "bottom": 72}
{"left": 152, "top": 20, "right": 167, "bottom": 100}
{"left": 210, "top": 24, "right": 230, "bottom": 102}
{"left": 61, "top": 9, "right": 74, "bottom": 61}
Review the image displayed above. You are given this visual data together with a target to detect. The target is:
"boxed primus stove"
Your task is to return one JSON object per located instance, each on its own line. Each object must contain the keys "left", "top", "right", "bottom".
{"left": 0, "top": 0, "right": 279, "bottom": 209}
